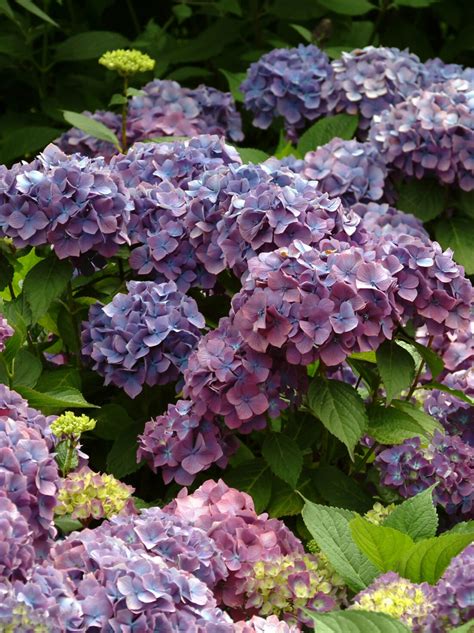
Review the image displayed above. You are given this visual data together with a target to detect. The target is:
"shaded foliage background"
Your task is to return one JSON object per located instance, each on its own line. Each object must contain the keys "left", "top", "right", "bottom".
{"left": 0, "top": 0, "right": 473, "bottom": 164}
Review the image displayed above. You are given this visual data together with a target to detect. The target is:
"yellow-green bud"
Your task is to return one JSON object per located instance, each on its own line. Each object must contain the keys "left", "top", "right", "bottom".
{"left": 98, "top": 49, "right": 155, "bottom": 76}
{"left": 50, "top": 412, "right": 96, "bottom": 438}
{"left": 364, "top": 502, "right": 396, "bottom": 526}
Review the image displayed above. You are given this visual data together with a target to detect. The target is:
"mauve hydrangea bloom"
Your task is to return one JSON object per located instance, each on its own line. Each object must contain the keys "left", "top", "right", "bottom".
{"left": 369, "top": 79, "right": 474, "bottom": 190}
{"left": 56, "top": 110, "right": 122, "bottom": 160}
{"left": 51, "top": 530, "right": 234, "bottom": 632}
{"left": 0, "top": 415, "right": 59, "bottom": 555}
{"left": 0, "top": 144, "right": 132, "bottom": 259}
{"left": 376, "top": 431, "right": 474, "bottom": 517}
{"left": 0, "top": 494, "right": 34, "bottom": 581}
{"left": 419, "top": 320, "right": 474, "bottom": 373}
{"left": 424, "top": 544, "right": 474, "bottom": 631}
{"left": 354, "top": 202, "right": 429, "bottom": 243}
{"left": 422, "top": 58, "right": 474, "bottom": 87}
{"left": 235, "top": 615, "right": 301, "bottom": 633}
{"left": 329, "top": 46, "right": 426, "bottom": 130}
{"left": 165, "top": 480, "right": 319, "bottom": 617}
{"left": 81, "top": 280, "right": 205, "bottom": 398}
{"left": 0, "top": 383, "right": 56, "bottom": 448}
{"left": 302, "top": 139, "right": 387, "bottom": 205}
{"left": 350, "top": 571, "right": 435, "bottom": 631}
{"left": 241, "top": 44, "right": 335, "bottom": 139}
{"left": 0, "top": 563, "right": 83, "bottom": 632}
{"left": 138, "top": 400, "right": 238, "bottom": 485}
{"left": 0, "top": 314, "right": 13, "bottom": 352}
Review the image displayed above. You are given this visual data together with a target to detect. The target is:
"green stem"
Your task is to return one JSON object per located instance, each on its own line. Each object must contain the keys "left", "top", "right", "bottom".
{"left": 67, "top": 282, "right": 81, "bottom": 367}
{"left": 353, "top": 444, "right": 376, "bottom": 473}
{"left": 8, "top": 282, "right": 16, "bottom": 300}
{"left": 121, "top": 75, "right": 129, "bottom": 152}
{"left": 405, "top": 335, "right": 434, "bottom": 401}
{"left": 125, "top": 0, "right": 140, "bottom": 35}
{"left": 62, "top": 437, "right": 76, "bottom": 476}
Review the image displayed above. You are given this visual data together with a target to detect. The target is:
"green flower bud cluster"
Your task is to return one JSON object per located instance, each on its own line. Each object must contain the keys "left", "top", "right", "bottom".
{"left": 3, "top": 605, "right": 48, "bottom": 633}
{"left": 364, "top": 502, "right": 396, "bottom": 525}
{"left": 55, "top": 467, "right": 135, "bottom": 522}
{"left": 98, "top": 49, "right": 155, "bottom": 76}
{"left": 243, "top": 553, "right": 347, "bottom": 620}
{"left": 50, "top": 412, "right": 96, "bottom": 438}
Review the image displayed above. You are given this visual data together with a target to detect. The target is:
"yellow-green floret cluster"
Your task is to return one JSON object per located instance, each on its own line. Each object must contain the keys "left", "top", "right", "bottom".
{"left": 55, "top": 467, "right": 134, "bottom": 521}
{"left": 50, "top": 411, "right": 96, "bottom": 438}
{"left": 364, "top": 502, "right": 396, "bottom": 525}
{"left": 2, "top": 605, "right": 49, "bottom": 632}
{"left": 98, "top": 49, "right": 155, "bottom": 75}
{"left": 351, "top": 572, "right": 434, "bottom": 629}
{"left": 243, "top": 553, "right": 347, "bottom": 622}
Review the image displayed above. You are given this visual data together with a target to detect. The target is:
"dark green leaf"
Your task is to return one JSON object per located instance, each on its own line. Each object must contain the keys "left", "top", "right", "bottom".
{"left": 55, "top": 31, "right": 130, "bottom": 61}
{"left": 15, "top": 386, "right": 98, "bottom": 414}
{"left": 94, "top": 403, "right": 134, "bottom": 440}
{"left": 435, "top": 217, "right": 474, "bottom": 274}
{"left": 15, "top": 0, "right": 58, "bottom": 26}
{"left": 166, "top": 66, "right": 212, "bottom": 82}
{"left": 384, "top": 487, "right": 438, "bottom": 541}
{"left": 376, "top": 340, "right": 415, "bottom": 403}
{"left": 350, "top": 516, "right": 415, "bottom": 571}
{"left": 107, "top": 426, "right": 143, "bottom": 479}
{"left": 0, "top": 127, "right": 62, "bottom": 163}
{"left": 305, "top": 610, "right": 411, "bottom": 632}
{"left": 394, "top": 0, "right": 436, "bottom": 6}
{"left": 267, "top": 479, "right": 303, "bottom": 517}
{"left": 290, "top": 24, "right": 313, "bottom": 42}
{"left": 0, "top": 252, "right": 14, "bottom": 291}
{"left": 397, "top": 178, "right": 446, "bottom": 222}
{"left": 392, "top": 400, "right": 444, "bottom": 435}
{"left": 450, "top": 621, "right": 474, "bottom": 633}
{"left": 63, "top": 111, "right": 120, "bottom": 149}
{"left": 55, "top": 439, "right": 78, "bottom": 474}
{"left": 23, "top": 256, "right": 72, "bottom": 323}
{"left": 57, "top": 305, "right": 80, "bottom": 353}
{"left": 455, "top": 191, "right": 474, "bottom": 219}
{"left": 403, "top": 341, "right": 444, "bottom": 379}
{"left": 218, "top": 0, "right": 242, "bottom": 16}
{"left": 36, "top": 368, "right": 81, "bottom": 392}
{"left": 224, "top": 459, "right": 271, "bottom": 513}
{"left": 12, "top": 349, "right": 42, "bottom": 388}
{"left": 262, "top": 432, "right": 303, "bottom": 488}
{"left": 312, "top": 465, "right": 373, "bottom": 513}
{"left": 347, "top": 358, "right": 380, "bottom": 391}
{"left": 236, "top": 147, "right": 270, "bottom": 164}
{"left": 368, "top": 404, "right": 441, "bottom": 445}
{"left": 0, "top": 0, "right": 15, "bottom": 20}
{"left": 308, "top": 378, "right": 368, "bottom": 458}
{"left": 317, "top": 0, "right": 374, "bottom": 14}
{"left": 297, "top": 114, "right": 358, "bottom": 155}
{"left": 109, "top": 93, "right": 128, "bottom": 106}
{"left": 219, "top": 69, "right": 245, "bottom": 102}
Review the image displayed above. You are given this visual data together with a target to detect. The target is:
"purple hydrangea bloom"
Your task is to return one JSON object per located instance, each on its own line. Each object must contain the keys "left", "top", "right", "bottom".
{"left": 369, "top": 79, "right": 474, "bottom": 190}
{"left": 82, "top": 280, "right": 205, "bottom": 398}
{"left": 418, "top": 320, "right": 474, "bottom": 373}
{"left": 241, "top": 44, "right": 335, "bottom": 140}
{"left": 354, "top": 202, "right": 429, "bottom": 243}
{"left": 376, "top": 431, "right": 474, "bottom": 517}
{"left": 138, "top": 400, "right": 238, "bottom": 485}
{"left": 0, "top": 495, "right": 34, "bottom": 581}
{"left": 235, "top": 615, "right": 301, "bottom": 633}
{"left": 0, "top": 314, "right": 13, "bottom": 352}
{"left": 0, "top": 564, "right": 83, "bottom": 632}
{"left": 56, "top": 110, "right": 122, "bottom": 160}
{"left": 302, "top": 138, "right": 387, "bottom": 205}
{"left": 425, "top": 544, "right": 474, "bottom": 631}
{"left": 329, "top": 46, "right": 426, "bottom": 130}
{"left": 0, "top": 144, "right": 132, "bottom": 259}
{"left": 51, "top": 529, "right": 234, "bottom": 631}
{"left": 422, "top": 58, "right": 474, "bottom": 87}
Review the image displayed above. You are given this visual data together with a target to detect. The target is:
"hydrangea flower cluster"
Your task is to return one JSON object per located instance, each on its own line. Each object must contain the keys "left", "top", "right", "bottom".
{"left": 0, "top": 314, "right": 13, "bottom": 352}
{"left": 301, "top": 138, "right": 387, "bottom": 205}
{"left": 81, "top": 280, "right": 205, "bottom": 398}
{"left": 0, "top": 495, "right": 34, "bottom": 581}
{"left": 354, "top": 202, "right": 429, "bottom": 243}
{"left": 422, "top": 57, "right": 474, "bottom": 86}
{"left": 165, "top": 480, "right": 345, "bottom": 620}
{"left": 138, "top": 400, "right": 238, "bottom": 485}
{"left": 329, "top": 46, "right": 426, "bottom": 130}
{"left": 241, "top": 44, "right": 335, "bottom": 139}
{"left": 0, "top": 144, "right": 131, "bottom": 259}
{"left": 0, "top": 383, "right": 55, "bottom": 447}
{"left": 51, "top": 530, "right": 234, "bottom": 631}
{"left": 376, "top": 431, "right": 474, "bottom": 516}
{"left": 98, "top": 49, "right": 155, "bottom": 75}
{"left": 350, "top": 571, "right": 435, "bottom": 631}
{"left": 235, "top": 615, "right": 300, "bottom": 633}
{"left": 369, "top": 79, "right": 474, "bottom": 190}
{"left": 55, "top": 467, "right": 135, "bottom": 522}
{"left": 50, "top": 412, "right": 96, "bottom": 439}
{"left": 425, "top": 544, "right": 474, "bottom": 631}
{"left": 0, "top": 564, "right": 83, "bottom": 632}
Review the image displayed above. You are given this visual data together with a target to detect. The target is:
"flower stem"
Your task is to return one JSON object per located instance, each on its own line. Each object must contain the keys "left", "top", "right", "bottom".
{"left": 121, "top": 75, "right": 129, "bottom": 152}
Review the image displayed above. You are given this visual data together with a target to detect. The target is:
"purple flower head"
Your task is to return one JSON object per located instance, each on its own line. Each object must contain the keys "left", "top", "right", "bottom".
{"left": 241, "top": 44, "right": 335, "bottom": 140}
{"left": 422, "top": 58, "right": 474, "bottom": 87}
{"left": 0, "top": 494, "right": 34, "bottom": 581}
{"left": 354, "top": 202, "right": 429, "bottom": 243}
{"left": 235, "top": 615, "right": 301, "bottom": 632}
{"left": 82, "top": 280, "right": 205, "bottom": 398}
{"left": 0, "top": 314, "right": 13, "bottom": 353}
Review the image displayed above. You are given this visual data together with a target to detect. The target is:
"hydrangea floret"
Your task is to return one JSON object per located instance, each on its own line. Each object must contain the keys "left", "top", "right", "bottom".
{"left": 364, "top": 502, "right": 396, "bottom": 525}
{"left": 98, "top": 49, "right": 155, "bottom": 75}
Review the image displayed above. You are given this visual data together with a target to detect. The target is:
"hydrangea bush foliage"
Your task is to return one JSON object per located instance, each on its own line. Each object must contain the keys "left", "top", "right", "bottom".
{"left": 0, "top": 37, "right": 472, "bottom": 633}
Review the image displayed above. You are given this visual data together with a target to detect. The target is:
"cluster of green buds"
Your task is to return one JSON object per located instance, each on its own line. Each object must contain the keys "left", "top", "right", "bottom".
{"left": 364, "top": 502, "right": 397, "bottom": 525}
{"left": 98, "top": 49, "right": 155, "bottom": 76}
{"left": 55, "top": 467, "right": 135, "bottom": 523}
{"left": 51, "top": 412, "right": 96, "bottom": 477}
{"left": 3, "top": 604, "right": 48, "bottom": 633}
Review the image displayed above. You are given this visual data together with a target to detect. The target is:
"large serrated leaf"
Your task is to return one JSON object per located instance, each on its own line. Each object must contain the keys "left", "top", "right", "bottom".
{"left": 304, "top": 610, "right": 411, "bottom": 632}
{"left": 267, "top": 479, "right": 303, "bottom": 517}
{"left": 297, "top": 114, "right": 358, "bottom": 155}
{"left": 15, "top": 386, "right": 98, "bottom": 415}
{"left": 107, "top": 425, "right": 143, "bottom": 479}
{"left": 435, "top": 217, "right": 474, "bottom": 274}
{"left": 350, "top": 516, "right": 414, "bottom": 572}
{"left": 383, "top": 486, "right": 438, "bottom": 541}
{"left": 63, "top": 111, "right": 120, "bottom": 149}
{"left": 397, "top": 532, "right": 474, "bottom": 584}
{"left": 376, "top": 340, "right": 415, "bottom": 403}
{"left": 22, "top": 256, "right": 72, "bottom": 323}
{"left": 224, "top": 459, "right": 271, "bottom": 513}
{"left": 403, "top": 341, "right": 444, "bottom": 379}
{"left": 302, "top": 501, "right": 378, "bottom": 592}
{"left": 308, "top": 379, "right": 368, "bottom": 459}
{"left": 397, "top": 178, "right": 446, "bottom": 222}
{"left": 312, "top": 465, "right": 373, "bottom": 513}
{"left": 262, "top": 432, "right": 303, "bottom": 488}
{"left": 367, "top": 405, "right": 439, "bottom": 445}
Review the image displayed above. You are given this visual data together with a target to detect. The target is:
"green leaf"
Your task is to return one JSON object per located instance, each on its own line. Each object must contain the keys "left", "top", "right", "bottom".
{"left": 350, "top": 516, "right": 415, "bottom": 571}
{"left": 290, "top": 23, "right": 313, "bottom": 42}
{"left": 36, "top": 368, "right": 81, "bottom": 392}
{"left": 109, "top": 93, "right": 128, "bottom": 106}
{"left": 0, "top": 126, "right": 62, "bottom": 163}
{"left": 384, "top": 487, "right": 438, "bottom": 541}
{"left": 15, "top": 386, "right": 98, "bottom": 415}
{"left": 392, "top": 400, "right": 444, "bottom": 435}
{"left": 225, "top": 459, "right": 271, "bottom": 513}
{"left": 448, "top": 522, "right": 474, "bottom": 535}
{"left": 94, "top": 403, "right": 134, "bottom": 440}
{"left": 55, "top": 515, "right": 83, "bottom": 535}
{"left": 55, "top": 439, "right": 78, "bottom": 474}
{"left": 12, "top": 349, "right": 42, "bottom": 388}
{"left": 397, "top": 179, "right": 446, "bottom": 222}
{"left": 267, "top": 479, "right": 303, "bottom": 517}
{"left": 15, "top": 0, "right": 58, "bottom": 26}
{"left": 22, "top": 256, "right": 72, "bottom": 323}
{"left": 218, "top": 0, "right": 242, "bottom": 16}
{"left": 435, "top": 217, "right": 474, "bottom": 274}
{"left": 297, "top": 114, "right": 358, "bottom": 155}
{"left": 0, "top": 0, "right": 15, "bottom": 20}
{"left": 262, "top": 432, "right": 303, "bottom": 488}
{"left": 305, "top": 610, "right": 411, "bottom": 633}
{"left": 347, "top": 358, "right": 380, "bottom": 392}
{"left": 397, "top": 532, "right": 474, "bottom": 584}
{"left": 236, "top": 147, "right": 270, "bottom": 164}
{"left": 455, "top": 191, "right": 474, "bottom": 219}
{"left": 302, "top": 501, "right": 378, "bottom": 592}
{"left": 376, "top": 340, "right": 415, "bottom": 403}
{"left": 308, "top": 378, "right": 368, "bottom": 459}
{"left": 367, "top": 404, "right": 441, "bottom": 445}
{"left": 394, "top": 0, "right": 436, "bottom": 6}
{"left": 63, "top": 111, "right": 120, "bottom": 149}
{"left": 450, "top": 621, "right": 474, "bottom": 633}
{"left": 219, "top": 69, "right": 246, "bottom": 102}
{"left": 55, "top": 31, "right": 130, "bottom": 61}
{"left": 126, "top": 87, "right": 145, "bottom": 98}
{"left": 404, "top": 341, "right": 444, "bottom": 379}
{"left": 420, "top": 382, "right": 474, "bottom": 406}
{"left": 166, "top": 66, "right": 213, "bottom": 82}
{"left": 312, "top": 465, "right": 373, "bottom": 513}
{"left": 0, "top": 252, "right": 14, "bottom": 291}
{"left": 317, "top": 0, "right": 374, "bottom": 14}
{"left": 107, "top": 425, "right": 143, "bottom": 479}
